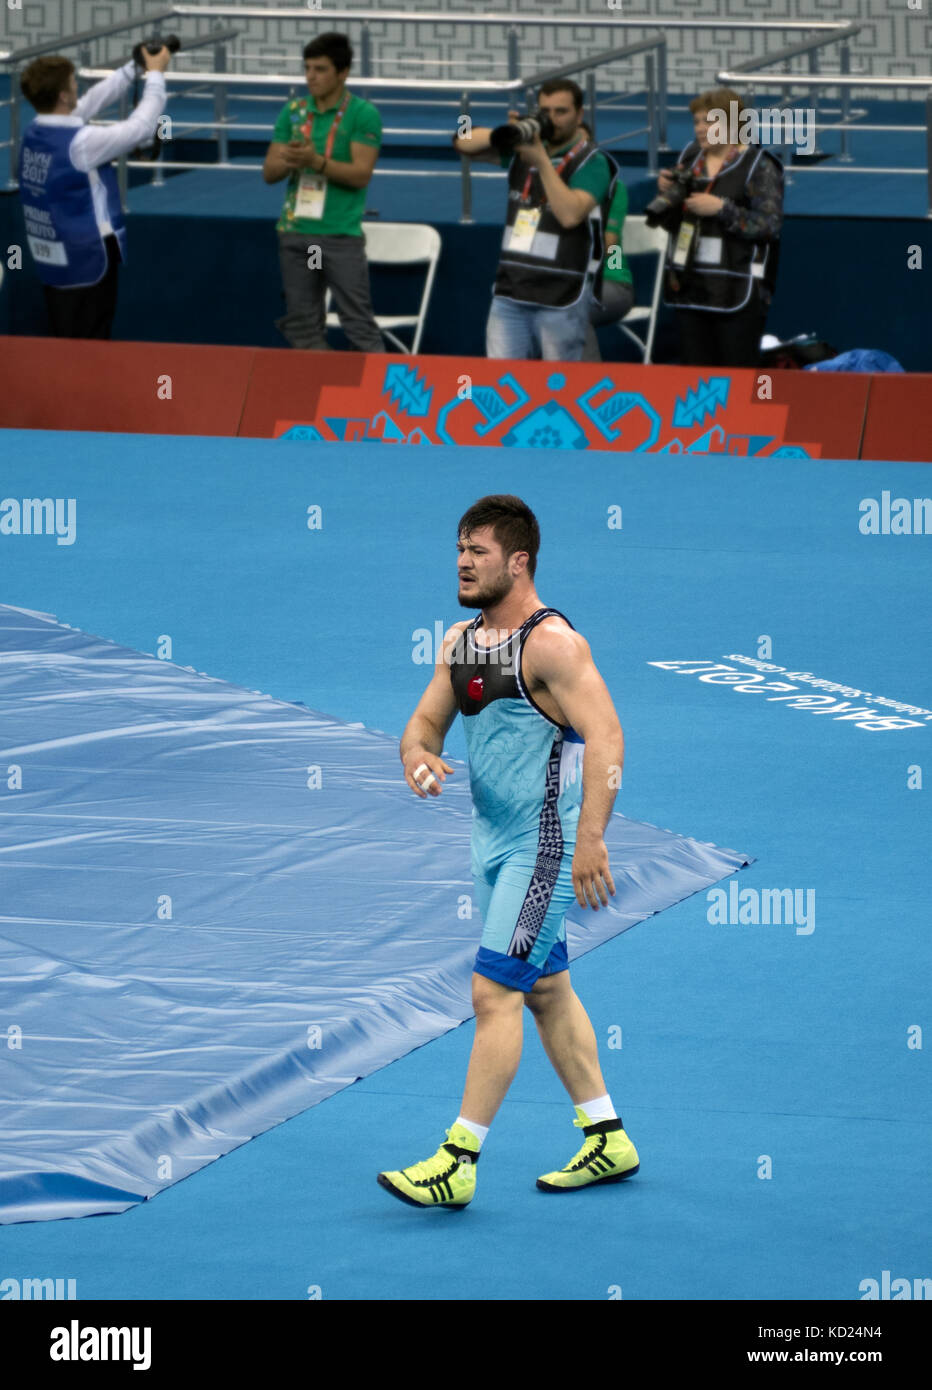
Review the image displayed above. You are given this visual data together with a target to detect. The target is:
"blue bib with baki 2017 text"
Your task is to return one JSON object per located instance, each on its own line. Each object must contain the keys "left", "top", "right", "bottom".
{"left": 18, "top": 121, "right": 127, "bottom": 288}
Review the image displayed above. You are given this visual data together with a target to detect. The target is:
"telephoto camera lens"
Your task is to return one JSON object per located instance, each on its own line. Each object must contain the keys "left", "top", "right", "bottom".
{"left": 488, "top": 110, "right": 556, "bottom": 154}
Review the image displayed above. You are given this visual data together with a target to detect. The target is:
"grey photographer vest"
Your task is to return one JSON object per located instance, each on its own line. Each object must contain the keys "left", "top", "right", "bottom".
{"left": 662, "top": 141, "right": 782, "bottom": 313}
{"left": 493, "top": 140, "right": 606, "bottom": 309}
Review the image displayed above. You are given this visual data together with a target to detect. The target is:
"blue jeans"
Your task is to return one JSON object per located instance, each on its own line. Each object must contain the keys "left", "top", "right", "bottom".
{"left": 486, "top": 290, "right": 591, "bottom": 361}
{"left": 583, "top": 278, "right": 636, "bottom": 363}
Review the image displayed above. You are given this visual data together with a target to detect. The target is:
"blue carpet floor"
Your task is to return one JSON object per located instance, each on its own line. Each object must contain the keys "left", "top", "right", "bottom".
{"left": 0, "top": 431, "right": 928, "bottom": 1297}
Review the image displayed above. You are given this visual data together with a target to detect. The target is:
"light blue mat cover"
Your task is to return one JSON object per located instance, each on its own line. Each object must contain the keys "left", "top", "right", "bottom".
{"left": 0, "top": 603, "right": 752, "bottom": 1224}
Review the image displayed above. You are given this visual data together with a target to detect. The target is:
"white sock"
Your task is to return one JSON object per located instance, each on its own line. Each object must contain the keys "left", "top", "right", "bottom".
{"left": 454, "top": 1116, "right": 489, "bottom": 1148}
{"left": 578, "top": 1094, "right": 617, "bottom": 1123}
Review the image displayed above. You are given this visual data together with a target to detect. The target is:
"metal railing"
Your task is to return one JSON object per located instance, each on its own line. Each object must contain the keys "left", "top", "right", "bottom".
{"left": 2, "top": 5, "right": 927, "bottom": 214}
{"left": 0, "top": 6, "right": 865, "bottom": 146}
{"left": 716, "top": 62, "right": 932, "bottom": 213}
{"left": 457, "top": 37, "right": 668, "bottom": 222}
{"left": 3, "top": 22, "right": 670, "bottom": 219}
{"left": 720, "top": 27, "right": 864, "bottom": 162}
{"left": 2, "top": 21, "right": 243, "bottom": 185}
{"left": 91, "top": 34, "right": 666, "bottom": 218}
{"left": 168, "top": 7, "right": 859, "bottom": 36}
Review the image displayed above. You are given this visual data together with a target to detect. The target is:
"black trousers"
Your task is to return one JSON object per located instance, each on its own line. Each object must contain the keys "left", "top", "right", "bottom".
{"left": 43, "top": 233, "right": 122, "bottom": 339}
{"left": 675, "top": 289, "right": 768, "bottom": 368}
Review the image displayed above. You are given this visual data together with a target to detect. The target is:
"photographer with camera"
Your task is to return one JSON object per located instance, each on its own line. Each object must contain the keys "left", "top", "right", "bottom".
{"left": 453, "top": 80, "right": 613, "bottom": 361}
{"left": 645, "top": 88, "right": 783, "bottom": 368}
{"left": 17, "top": 39, "right": 174, "bottom": 339}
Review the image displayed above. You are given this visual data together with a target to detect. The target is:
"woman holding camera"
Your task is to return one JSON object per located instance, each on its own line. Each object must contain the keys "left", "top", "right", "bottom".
{"left": 652, "top": 88, "right": 784, "bottom": 368}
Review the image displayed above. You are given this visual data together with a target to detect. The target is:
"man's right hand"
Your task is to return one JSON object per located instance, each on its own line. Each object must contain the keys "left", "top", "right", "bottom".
{"left": 657, "top": 168, "right": 675, "bottom": 193}
{"left": 403, "top": 749, "right": 454, "bottom": 799}
{"left": 143, "top": 45, "right": 172, "bottom": 73}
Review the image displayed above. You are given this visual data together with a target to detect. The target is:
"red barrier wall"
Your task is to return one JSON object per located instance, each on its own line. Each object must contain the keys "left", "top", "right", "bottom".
{"left": 859, "top": 375, "right": 932, "bottom": 464}
{"left": 0, "top": 337, "right": 926, "bottom": 461}
{"left": 0, "top": 337, "right": 254, "bottom": 437}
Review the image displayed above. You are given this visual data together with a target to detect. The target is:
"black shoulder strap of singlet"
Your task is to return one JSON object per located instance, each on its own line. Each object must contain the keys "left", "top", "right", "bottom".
{"left": 520, "top": 606, "right": 575, "bottom": 636}
{"left": 471, "top": 607, "right": 575, "bottom": 641}
{"left": 514, "top": 607, "right": 577, "bottom": 731}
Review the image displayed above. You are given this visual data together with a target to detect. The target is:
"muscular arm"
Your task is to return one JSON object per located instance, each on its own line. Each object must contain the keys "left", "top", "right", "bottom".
{"left": 399, "top": 622, "right": 467, "bottom": 797}
{"left": 524, "top": 622, "right": 624, "bottom": 907}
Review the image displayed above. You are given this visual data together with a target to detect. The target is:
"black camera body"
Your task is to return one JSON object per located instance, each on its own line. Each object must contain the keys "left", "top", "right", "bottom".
{"left": 644, "top": 166, "right": 698, "bottom": 227}
{"left": 488, "top": 110, "right": 557, "bottom": 155}
{"left": 132, "top": 33, "right": 182, "bottom": 69}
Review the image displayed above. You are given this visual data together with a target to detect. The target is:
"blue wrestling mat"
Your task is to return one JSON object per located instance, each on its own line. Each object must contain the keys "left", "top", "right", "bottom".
{"left": 0, "top": 430, "right": 928, "bottom": 1303}
{"left": 0, "top": 601, "right": 749, "bottom": 1225}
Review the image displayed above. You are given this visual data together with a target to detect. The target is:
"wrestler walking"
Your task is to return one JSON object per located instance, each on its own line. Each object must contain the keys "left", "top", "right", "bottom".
{"left": 378, "top": 494, "right": 639, "bottom": 1207}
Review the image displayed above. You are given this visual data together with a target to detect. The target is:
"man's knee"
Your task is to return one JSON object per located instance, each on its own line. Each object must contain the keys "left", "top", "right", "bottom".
{"left": 524, "top": 970, "right": 571, "bottom": 1014}
{"left": 472, "top": 971, "right": 525, "bottom": 1016}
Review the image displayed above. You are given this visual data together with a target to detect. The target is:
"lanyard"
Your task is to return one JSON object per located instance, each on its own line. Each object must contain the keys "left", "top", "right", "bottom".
{"left": 300, "top": 89, "right": 350, "bottom": 159}
{"left": 520, "top": 135, "right": 588, "bottom": 203}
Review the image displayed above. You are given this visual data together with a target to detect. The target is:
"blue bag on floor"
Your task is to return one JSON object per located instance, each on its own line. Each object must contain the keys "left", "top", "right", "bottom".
{"left": 806, "top": 349, "right": 905, "bottom": 373}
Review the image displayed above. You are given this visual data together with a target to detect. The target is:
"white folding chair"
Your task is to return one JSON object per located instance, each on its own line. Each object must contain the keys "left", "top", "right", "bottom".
{"left": 612, "top": 215, "right": 668, "bottom": 364}
{"left": 325, "top": 221, "right": 441, "bottom": 354}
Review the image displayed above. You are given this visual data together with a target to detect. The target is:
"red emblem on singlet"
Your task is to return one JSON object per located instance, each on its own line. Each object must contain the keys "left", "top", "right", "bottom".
{"left": 467, "top": 675, "right": 484, "bottom": 701}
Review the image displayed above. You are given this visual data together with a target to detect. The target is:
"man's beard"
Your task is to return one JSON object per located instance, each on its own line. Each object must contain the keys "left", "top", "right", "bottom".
{"left": 458, "top": 569, "right": 513, "bottom": 610}
{"left": 552, "top": 121, "right": 581, "bottom": 148}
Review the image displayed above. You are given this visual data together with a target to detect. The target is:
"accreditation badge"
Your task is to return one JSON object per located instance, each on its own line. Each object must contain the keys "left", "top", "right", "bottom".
{"left": 295, "top": 171, "right": 327, "bottom": 220}
{"left": 509, "top": 205, "right": 542, "bottom": 253}
{"left": 695, "top": 236, "right": 723, "bottom": 266}
{"left": 26, "top": 236, "right": 68, "bottom": 266}
{"left": 672, "top": 218, "right": 698, "bottom": 269}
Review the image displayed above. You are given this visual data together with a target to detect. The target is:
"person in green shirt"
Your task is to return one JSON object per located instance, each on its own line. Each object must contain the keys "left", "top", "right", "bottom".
{"left": 263, "top": 32, "right": 384, "bottom": 351}
{"left": 579, "top": 123, "right": 635, "bottom": 363}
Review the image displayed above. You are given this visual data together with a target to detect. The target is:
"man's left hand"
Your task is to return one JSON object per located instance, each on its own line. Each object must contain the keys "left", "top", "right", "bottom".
{"left": 515, "top": 135, "right": 547, "bottom": 165}
{"left": 571, "top": 835, "right": 616, "bottom": 911}
{"left": 684, "top": 192, "right": 724, "bottom": 216}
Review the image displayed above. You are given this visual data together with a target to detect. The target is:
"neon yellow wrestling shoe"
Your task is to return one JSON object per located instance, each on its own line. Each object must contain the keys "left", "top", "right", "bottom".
{"left": 377, "top": 1122, "right": 480, "bottom": 1209}
{"left": 537, "top": 1108, "right": 639, "bottom": 1192}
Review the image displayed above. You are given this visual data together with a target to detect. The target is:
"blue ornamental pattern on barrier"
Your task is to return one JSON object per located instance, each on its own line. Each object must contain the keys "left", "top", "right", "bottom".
{"left": 673, "top": 377, "right": 730, "bottom": 428}
{"left": 577, "top": 380, "right": 661, "bottom": 448}
{"left": 436, "top": 372, "right": 530, "bottom": 441}
{"left": 383, "top": 363, "right": 433, "bottom": 417}
{"left": 275, "top": 364, "right": 812, "bottom": 457}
